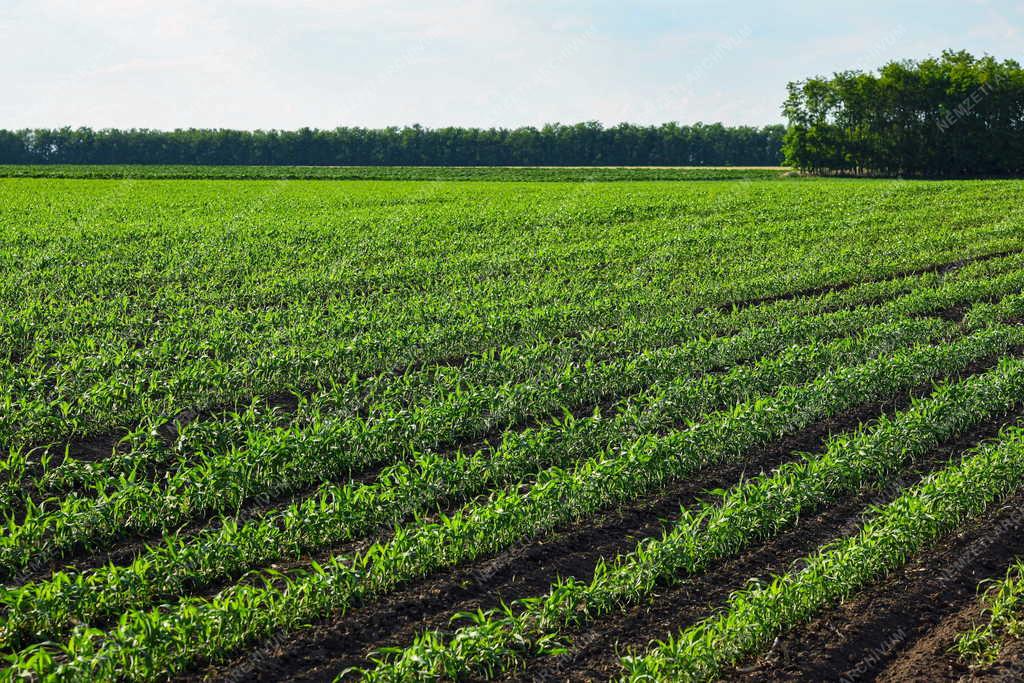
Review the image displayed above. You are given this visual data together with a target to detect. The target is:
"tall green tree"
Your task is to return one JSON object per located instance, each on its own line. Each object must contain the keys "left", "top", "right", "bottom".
{"left": 784, "top": 51, "right": 1024, "bottom": 177}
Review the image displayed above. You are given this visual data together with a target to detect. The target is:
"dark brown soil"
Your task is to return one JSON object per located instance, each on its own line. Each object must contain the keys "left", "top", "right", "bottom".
{"left": 724, "top": 487, "right": 1024, "bottom": 683}
{"left": 183, "top": 354, "right": 1024, "bottom": 683}
{"left": 513, "top": 490, "right": 899, "bottom": 683}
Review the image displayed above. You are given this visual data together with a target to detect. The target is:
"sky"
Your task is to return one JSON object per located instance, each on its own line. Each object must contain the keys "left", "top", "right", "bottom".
{"left": 1, "top": 0, "right": 1021, "bottom": 130}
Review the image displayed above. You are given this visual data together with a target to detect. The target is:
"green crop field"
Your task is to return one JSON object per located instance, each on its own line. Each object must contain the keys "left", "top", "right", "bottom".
{"left": 3, "top": 173, "right": 1024, "bottom": 681}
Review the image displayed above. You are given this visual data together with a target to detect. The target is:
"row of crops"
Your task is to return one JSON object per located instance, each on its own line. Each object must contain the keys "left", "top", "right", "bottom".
{"left": 2, "top": 176, "right": 1024, "bottom": 680}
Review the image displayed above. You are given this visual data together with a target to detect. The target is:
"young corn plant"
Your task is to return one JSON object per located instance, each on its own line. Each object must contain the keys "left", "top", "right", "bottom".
{"left": 954, "top": 559, "right": 1024, "bottom": 666}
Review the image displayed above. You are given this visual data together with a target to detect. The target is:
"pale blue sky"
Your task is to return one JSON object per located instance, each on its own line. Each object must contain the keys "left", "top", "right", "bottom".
{"left": 2, "top": 0, "right": 1021, "bottom": 129}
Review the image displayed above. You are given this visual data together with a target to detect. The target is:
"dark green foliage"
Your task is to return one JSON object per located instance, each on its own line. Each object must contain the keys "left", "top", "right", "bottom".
{"left": 783, "top": 51, "right": 1024, "bottom": 177}
{"left": 0, "top": 122, "right": 785, "bottom": 167}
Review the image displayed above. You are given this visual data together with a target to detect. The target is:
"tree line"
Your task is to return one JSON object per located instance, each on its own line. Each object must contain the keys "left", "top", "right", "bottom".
{"left": 783, "top": 50, "right": 1024, "bottom": 177}
{"left": 0, "top": 122, "right": 785, "bottom": 167}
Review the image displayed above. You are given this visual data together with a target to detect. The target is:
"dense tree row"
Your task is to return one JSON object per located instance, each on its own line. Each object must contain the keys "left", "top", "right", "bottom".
{"left": 0, "top": 122, "right": 784, "bottom": 167}
{"left": 783, "top": 51, "right": 1024, "bottom": 177}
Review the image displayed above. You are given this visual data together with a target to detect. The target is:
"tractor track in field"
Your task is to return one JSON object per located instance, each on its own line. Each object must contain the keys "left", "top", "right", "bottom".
{"left": 724, "top": 482, "right": 1024, "bottom": 682}
{"left": 185, "top": 372, "right": 938, "bottom": 683}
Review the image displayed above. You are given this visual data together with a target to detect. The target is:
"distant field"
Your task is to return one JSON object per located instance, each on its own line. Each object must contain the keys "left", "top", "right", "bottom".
{"left": 0, "top": 163, "right": 789, "bottom": 181}
{"left": 3, "top": 176, "right": 1024, "bottom": 681}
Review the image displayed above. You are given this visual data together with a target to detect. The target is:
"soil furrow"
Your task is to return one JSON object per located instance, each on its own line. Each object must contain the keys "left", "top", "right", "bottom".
{"left": 727, "top": 489, "right": 1024, "bottom": 682}
{"left": 713, "top": 247, "right": 1021, "bottom": 315}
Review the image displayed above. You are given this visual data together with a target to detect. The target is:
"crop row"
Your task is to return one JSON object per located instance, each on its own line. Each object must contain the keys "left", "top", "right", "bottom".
{"left": 10, "top": 255, "right": 1024, "bottom": 581}
{"left": 6, "top": 319, "right": 1024, "bottom": 679}
{"left": 362, "top": 349, "right": 1024, "bottom": 680}
{"left": 0, "top": 265, "right": 1002, "bottom": 571}
{"left": 0, "top": 182, "right": 871, "bottom": 448}
{"left": 0, "top": 315, "right": 948, "bottom": 649}
{"left": 8, "top": 283, "right": 1024, "bottom": 651}
{"left": 5, "top": 178, "right": 1024, "bottom": 682}
{"left": 620, "top": 426, "right": 1024, "bottom": 681}
{"left": 9, "top": 238, "right": 1000, "bottom": 487}
{"left": 6, "top": 249, "right": 974, "bottom": 505}
{"left": 17, "top": 232, "right": 1019, "bottom": 467}
{"left": 0, "top": 307, "right": 941, "bottom": 572}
